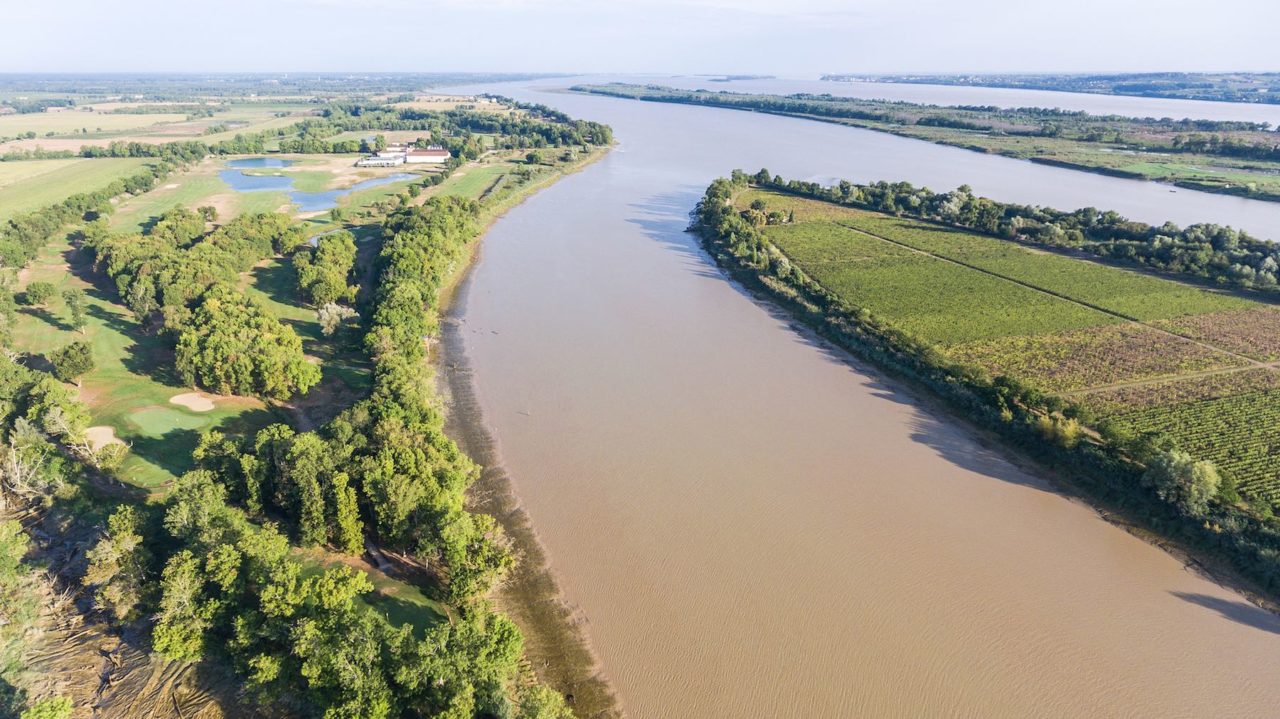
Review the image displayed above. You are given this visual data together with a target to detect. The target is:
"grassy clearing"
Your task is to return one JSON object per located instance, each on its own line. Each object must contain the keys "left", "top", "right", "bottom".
{"left": 296, "top": 549, "right": 450, "bottom": 637}
{"left": 0, "top": 158, "right": 151, "bottom": 221}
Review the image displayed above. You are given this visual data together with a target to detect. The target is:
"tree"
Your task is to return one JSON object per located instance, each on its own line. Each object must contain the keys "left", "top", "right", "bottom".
{"left": 62, "top": 289, "right": 86, "bottom": 333}
{"left": 197, "top": 205, "right": 218, "bottom": 222}
{"left": 1142, "top": 451, "right": 1222, "bottom": 516}
{"left": 295, "top": 231, "right": 357, "bottom": 306}
{"left": 174, "top": 285, "right": 320, "bottom": 400}
{"left": 525, "top": 150, "right": 541, "bottom": 165}
{"left": 284, "top": 433, "right": 329, "bottom": 547}
{"left": 152, "top": 550, "right": 211, "bottom": 660}
{"left": 517, "top": 686, "right": 574, "bottom": 719}
{"left": 22, "top": 281, "right": 55, "bottom": 307}
{"left": 330, "top": 471, "right": 364, "bottom": 555}
{"left": 48, "top": 341, "right": 94, "bottom": 385}
{"left": 84, "top": 505, "right": 151, "bottom": 622}
{"left": 318, "top": 303, "right": 358, "bottom": 337}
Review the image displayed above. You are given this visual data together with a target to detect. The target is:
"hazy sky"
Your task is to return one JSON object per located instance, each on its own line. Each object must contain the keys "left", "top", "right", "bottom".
{"left": 5, "top": 0, "right": 1278, "bottom": 75}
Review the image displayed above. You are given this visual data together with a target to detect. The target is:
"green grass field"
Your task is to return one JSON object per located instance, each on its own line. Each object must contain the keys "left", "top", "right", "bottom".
{"left": 0, "top": 158, "right": 152, "bottom": 221}
{"left": 740, "top": 189, "right": 1280, "bottom": 506}
{"left": 437, "top": 162, "right": 510, "bottom": 200}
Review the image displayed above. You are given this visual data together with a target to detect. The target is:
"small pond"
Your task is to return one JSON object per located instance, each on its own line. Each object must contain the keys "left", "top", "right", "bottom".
{"left": 219, "top": 157, "right": 416, "bottom": 212}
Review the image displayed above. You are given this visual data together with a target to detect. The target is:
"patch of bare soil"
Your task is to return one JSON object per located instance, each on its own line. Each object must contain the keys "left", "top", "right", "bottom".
{"left": 84, "top": 426, "right": 125, "bottom": 452}
{"left": 169, "top": 392, "right": 216, "bottom": 412}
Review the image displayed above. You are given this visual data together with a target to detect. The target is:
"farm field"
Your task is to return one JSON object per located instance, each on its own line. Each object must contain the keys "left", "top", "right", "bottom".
{"left": 0, "top": 108, "right": 188, "bottom": 137}
{"left": 739, "top": 188, "right": 1280, "bottom": 507}
{"left": 0, "top": 157, "right": 151, "bottom": 220}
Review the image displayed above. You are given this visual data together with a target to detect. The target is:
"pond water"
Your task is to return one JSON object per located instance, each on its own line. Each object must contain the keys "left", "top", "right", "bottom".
{"left": 442, "top": 77, "right": 1280, "bottom": 718}
{"left": 219, "top": 157, "right": 416, "bottom": 212}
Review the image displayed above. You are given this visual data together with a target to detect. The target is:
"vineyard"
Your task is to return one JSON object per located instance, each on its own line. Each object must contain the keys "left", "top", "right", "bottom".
{"left": 739, "top": 188, "right": 1280, "bottom": 507}
{"left": 1112, "top": 390, "right": 1280, "bottom": 503}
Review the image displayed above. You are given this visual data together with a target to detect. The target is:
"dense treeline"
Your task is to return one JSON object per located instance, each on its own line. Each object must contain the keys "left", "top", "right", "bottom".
{"left": 695, "top": 170, "right": 1280, "bottom": 595}
{"left": 0, "top": 97, "right": 75, "bottom": 114}
{"left": 86, "top": 468, "right": 551, "bottom": 718}
{"left": 84, "top": 212, "right": 319, "bottom": 400}
{"left": 575, "top": 84, "right": 1280, "bottom": 167}
{"left": 0, "top": 327, "right": 121, "bottom": 716}
{"left": 575, "top": 83, "right": 1272, "bottom": 134}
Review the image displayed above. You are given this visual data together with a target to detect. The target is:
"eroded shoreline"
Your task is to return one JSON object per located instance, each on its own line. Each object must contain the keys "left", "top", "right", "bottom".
{"left": 432, "top": 148, "right": 623, "bottom": 719}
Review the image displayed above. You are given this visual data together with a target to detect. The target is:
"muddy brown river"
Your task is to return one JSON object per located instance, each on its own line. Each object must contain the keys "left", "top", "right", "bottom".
{"left": 449, "top": 78, "right": 1280, "bottom": 717}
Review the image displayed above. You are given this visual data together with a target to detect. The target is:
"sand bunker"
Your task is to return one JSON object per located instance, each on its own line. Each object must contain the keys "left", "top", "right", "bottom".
{"left": 85, "top": 426, "right": 125, "bottom": 451}
{"left": 169, "top": 392, "right": 216, "bottom": 412}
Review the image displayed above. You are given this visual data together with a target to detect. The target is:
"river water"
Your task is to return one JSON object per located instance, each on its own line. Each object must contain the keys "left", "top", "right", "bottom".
{"left": 447, "top": 78, "right": 1280, "bottom": 717}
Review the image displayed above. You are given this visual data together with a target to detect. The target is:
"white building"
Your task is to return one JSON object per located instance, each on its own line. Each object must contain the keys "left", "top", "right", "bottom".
{"left": 354, "top": 143, "right": 449, "bottom": 167}
{"left": 355, "top": 155, "right": 405, "bottom": 167}
{"left": 405, "top": 147, "right": 451, "bottom": 164}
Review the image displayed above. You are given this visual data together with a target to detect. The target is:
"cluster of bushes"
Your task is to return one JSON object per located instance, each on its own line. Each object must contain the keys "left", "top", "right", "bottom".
{"left": 695, "top": 170, "right": 1280, "bottom": 595}
{"left": 84, "top": 212, "right": 319, "bottom": 400}
{"left": 763, "top": 172, "right": 1280, "bottom": 293}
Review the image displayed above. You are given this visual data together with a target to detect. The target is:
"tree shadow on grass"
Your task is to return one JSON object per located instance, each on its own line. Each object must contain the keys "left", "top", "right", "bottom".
{"left": 248, "top": 260, "right": 299, "bottom": 309}
{"left": 365, "top": 591, "right": 449, "bottom": 640}
{"left": 127, "top": 407, "right": 285, "bottom": 484}
{"left": 18, "top": 306, "right": 74, "bottom": 332}
{"left": 128, "top": 428, "right": 203, "bottom": 481}
{"left": 85, "top": 304, "right": 182, "bottom": 387}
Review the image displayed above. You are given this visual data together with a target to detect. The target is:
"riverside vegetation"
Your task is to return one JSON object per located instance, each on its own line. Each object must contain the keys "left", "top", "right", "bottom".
{"left": 695, "top": 169, "right": 1280, "bottom": 600}
{"left": 0, "top": 87, "right": 613, "bottom": 719}
{"left": 821, "top": 73, "right": 1280, "bottom": 105}
{"left": 574, "top": 83, "right": 1280, "bottom": 202}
